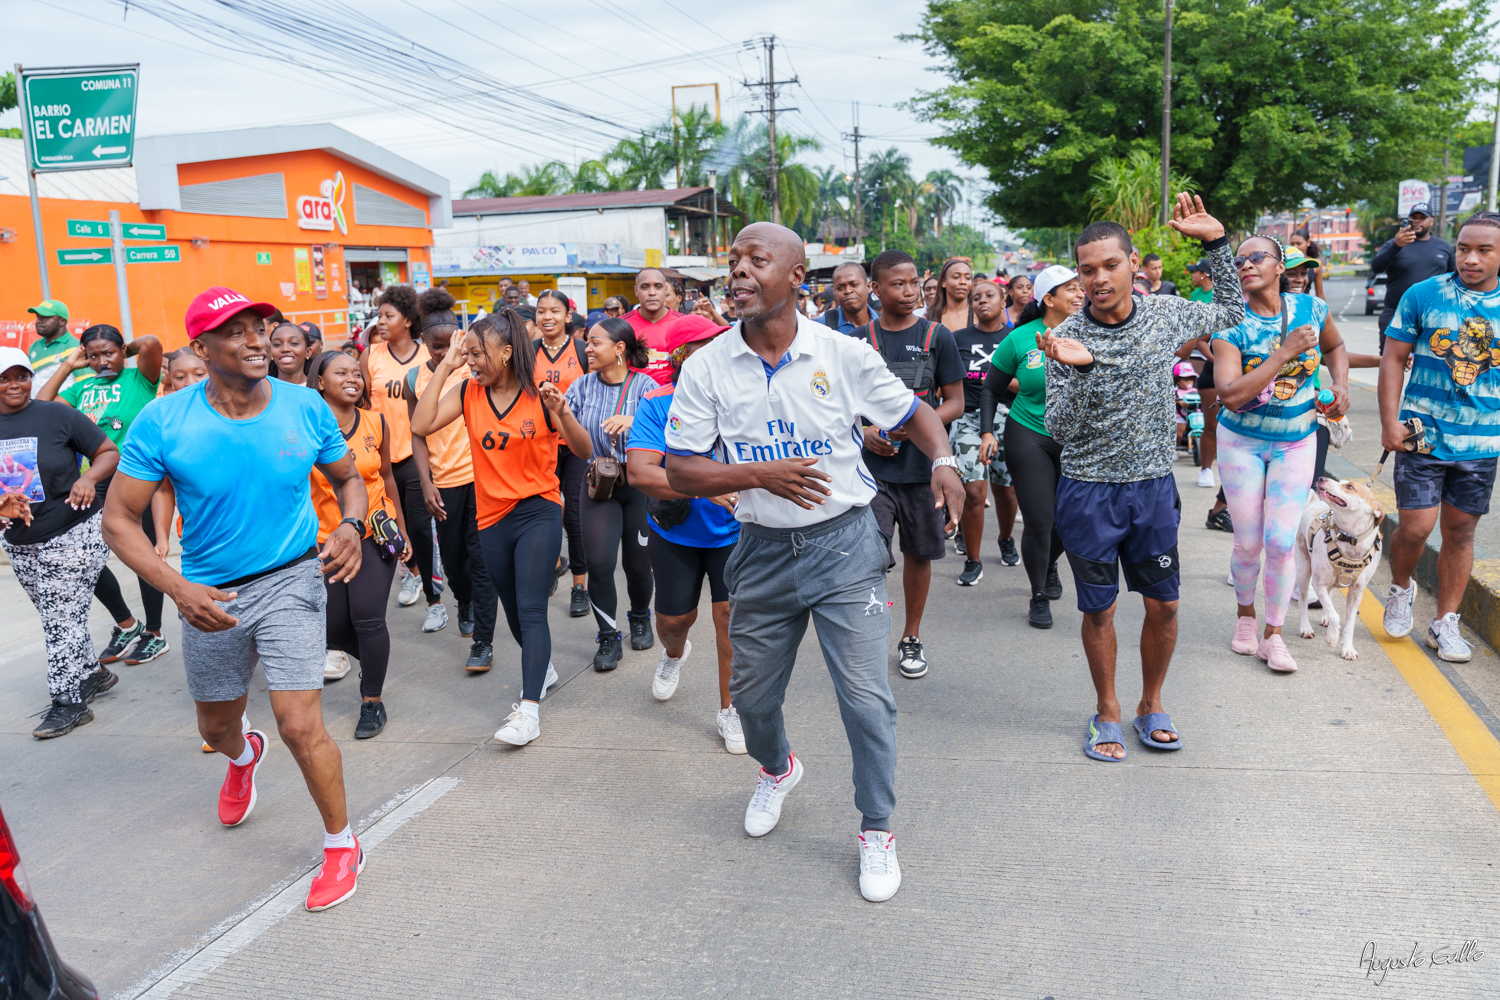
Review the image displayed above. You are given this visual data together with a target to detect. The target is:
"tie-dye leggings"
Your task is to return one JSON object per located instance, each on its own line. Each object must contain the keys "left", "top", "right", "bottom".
{"left": 1216, "top": 423, "right": 1316, "bottom": 627}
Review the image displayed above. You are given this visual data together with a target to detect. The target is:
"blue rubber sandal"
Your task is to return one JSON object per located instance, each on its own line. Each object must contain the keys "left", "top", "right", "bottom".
{"left": 1133, "top": 712, "right": 1182, "bottom": 750}
{"left": 1084, "top": 714, "right": 1128, "bottom": 761}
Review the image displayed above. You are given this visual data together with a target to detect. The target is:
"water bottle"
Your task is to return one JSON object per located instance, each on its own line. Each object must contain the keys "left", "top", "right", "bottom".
{"left": 1315, "top": 389, "right": 1344, "bottom": 422}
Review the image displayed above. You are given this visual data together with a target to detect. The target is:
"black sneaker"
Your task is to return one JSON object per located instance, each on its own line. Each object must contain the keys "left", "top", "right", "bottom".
{"left": 1028, "top": 593, "right": 1054, "bottom": 629}
{"left": 33, "top": 695, "right": 93, "bottom": 739}
{"left": 958, "top": 559, "right": 983, "bottom": 586}
{"left": 465, "top": 642, "right": 494, "bottom": 673}
{"left": 897, "top": 636, "right": 927, "bottom": 678}
{"left": 123, "top": 632, "right": 169, "bottom": 665}
{"left": 954, "top": 534, "right": 966, "bottom": 556}
{"left": 550, "top": 558, "right": 567, "bottom": 597}
{"left": 98, "top": 621, "right": 143, "bottom": 664}
{"left": 999, "top": 537, "right": 1020, "bottom": 566}
{"left": 594, "top": 631, "right": 623, "bottom": 672}
{"left": 79, "top": 665, "right": 118, "bottom": 703}
{"left": 1205, "top": 508, "right": 1233, "bottom": 532}
{"left": 457, "top": 601, "right": 475, "bottom": 638}
{"left": 354, "top": 700, "right": 387, "bottom": 739}
{"left": 569, "top": 584, "right": 590, "bottom": 618}
{"left": 627, "top": 610, "right": 654, "bottom": 651}
{"left": 1043, "top": 563, "right": 1064, "bottom": 601}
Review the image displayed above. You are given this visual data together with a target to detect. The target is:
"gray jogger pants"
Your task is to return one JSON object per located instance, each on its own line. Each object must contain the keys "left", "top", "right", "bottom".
{"left": 725, "top": 504, "right": 898, "bottom": 826}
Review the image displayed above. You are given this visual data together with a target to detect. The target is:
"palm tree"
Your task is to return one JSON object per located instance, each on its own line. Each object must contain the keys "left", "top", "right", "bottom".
{"left": 673, "top": 104, "right": 727, "bottom": 188}
{"left": 463, "top": 162, "right": 572, "bottom": 198}
{"left": 862, "top": 148, "right": 919, "bottom": 236}
{"left": 464, "top": 169, "right": 523, "bottom": 199}
{"left": 608, "top": 130, "right": 676, "bottom": 191}
{"left": 1088, "top": 149, "right": 1191, "bottom": 231}
{"left": 924, "top": 169, "right": 963, "bottom": 237}
{"left": 724, "top": 120, "right": 821, "bottom": 233}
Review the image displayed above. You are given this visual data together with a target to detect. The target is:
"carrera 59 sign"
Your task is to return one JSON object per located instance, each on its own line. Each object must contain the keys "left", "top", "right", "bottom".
{"left": 297, "top": 171, "right": 348, "bottom": 234}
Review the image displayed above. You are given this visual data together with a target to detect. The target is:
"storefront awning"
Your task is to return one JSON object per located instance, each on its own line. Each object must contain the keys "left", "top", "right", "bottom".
{"left": 344, "top": 247, "right": 410, "bottom": 263}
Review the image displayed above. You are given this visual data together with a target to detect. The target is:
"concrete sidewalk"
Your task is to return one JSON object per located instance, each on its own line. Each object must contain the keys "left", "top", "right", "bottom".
{"left": 12, "top": 457, "right": 1487, "bottom": 999}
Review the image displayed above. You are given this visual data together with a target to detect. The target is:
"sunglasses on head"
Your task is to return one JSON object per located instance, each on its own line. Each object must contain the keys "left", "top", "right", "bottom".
{"left": 1233, "top": 251, "right": 1279, "bottom": 268}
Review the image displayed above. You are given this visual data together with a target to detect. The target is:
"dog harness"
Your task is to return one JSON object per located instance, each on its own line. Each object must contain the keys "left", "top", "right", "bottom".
{"left": 1308, "top": 509, "right": 1382, "bottom": 588}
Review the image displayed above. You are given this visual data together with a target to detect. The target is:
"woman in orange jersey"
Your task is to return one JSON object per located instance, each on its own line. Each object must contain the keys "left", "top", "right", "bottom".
{"left": 411, "top": 310, "right": 591, "bottom": 747}
{"left": 311, "top": 351, "right": 412, "bottom": 740}
{"left": 532, "top": 288, "right": 590, "bottom": 617}
{"left": 404, "top": 288, "right": 498, "bottom": 672}
{"left": 359, "top": 285, "right": 442, "bottom": 628}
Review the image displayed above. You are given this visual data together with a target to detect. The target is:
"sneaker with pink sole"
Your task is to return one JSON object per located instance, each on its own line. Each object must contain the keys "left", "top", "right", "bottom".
{"left": 1231, "top": 617, "right": 1258, "bottom": 655}
{"left": 1257, "top": 634, "right": 1297, "bottom": 673}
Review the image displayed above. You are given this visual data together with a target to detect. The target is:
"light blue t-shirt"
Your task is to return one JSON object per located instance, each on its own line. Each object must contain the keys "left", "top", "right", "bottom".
{"left": 627, "top": 383, "right": 739, "bottom": 549}
{"left": 119, "top": 379, "right": 347, "bottom": 585}
{"left": 1386, "top": 274, "right": 1500, "bottom": 462}
{"left": 1212, "top": 292, "right": 1328, "bottom": 442}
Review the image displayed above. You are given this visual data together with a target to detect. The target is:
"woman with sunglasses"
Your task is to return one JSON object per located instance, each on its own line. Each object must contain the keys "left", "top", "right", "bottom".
{"left": 1212, "top": 237, "right": 1349, "bottom": 673}
{"left": 309, "top": 351, "right": 411, "bottom": 738}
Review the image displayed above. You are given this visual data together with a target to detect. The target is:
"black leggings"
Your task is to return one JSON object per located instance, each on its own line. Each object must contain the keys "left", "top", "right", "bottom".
{"left": 391, "top": 455, "right": 437, "bottom": 602}
{"left": 477, "top": 496, "right": 562, "bottom": 702}
{"left": 558, "top": 447, "right": 587, "bottom": 575}
{"left": 94, "top": 503, "right": 164, "bottom": 632}
{"left": 581, "top": 480, "right": 653, "bottom": 632}
{"left": 1003, "top": 419, "right": 1067, "bottom": 595}
{"left": 325, "top": 536, "right": 397, "bottom": 698}
{"left": 435, "top": 483, "right": 497, "bottom": 645}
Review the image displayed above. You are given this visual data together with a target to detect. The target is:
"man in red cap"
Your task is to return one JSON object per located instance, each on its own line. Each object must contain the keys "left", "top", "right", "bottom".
{"left": 101, "top": 287, "right": 372, "bottom": 912}
{"left": 624, "top": 320, "right": 744, "bottom": 751}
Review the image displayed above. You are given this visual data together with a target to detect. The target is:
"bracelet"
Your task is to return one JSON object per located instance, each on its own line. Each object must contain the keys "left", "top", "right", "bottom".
{"left": 932, "top": 456, "right": 959, "bottom": 471}
{"left": 339, "top": 517, "right": 364, "bottom": 533}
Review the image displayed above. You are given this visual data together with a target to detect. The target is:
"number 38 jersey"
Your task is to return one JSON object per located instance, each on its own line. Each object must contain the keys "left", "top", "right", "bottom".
{"left": 366, "top": 340, "right": 430, "bottom": 463}
{"left": 461, "top": 378, "right": 561, "bottom": 528}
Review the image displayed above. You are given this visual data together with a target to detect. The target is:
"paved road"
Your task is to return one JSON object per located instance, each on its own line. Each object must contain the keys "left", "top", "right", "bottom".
{"left": 6, "top": 390, "right": 1500, "bottom": 998}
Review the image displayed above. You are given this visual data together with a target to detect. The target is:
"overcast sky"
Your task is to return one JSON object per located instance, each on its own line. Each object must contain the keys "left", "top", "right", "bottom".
{"left": 7, "top": 0, "right": 997, "bottom": 232}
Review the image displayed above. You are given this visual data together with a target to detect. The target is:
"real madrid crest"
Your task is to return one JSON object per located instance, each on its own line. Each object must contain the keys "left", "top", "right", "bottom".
{"left": 810, "top": 368, "right": 831, "bottom": 398}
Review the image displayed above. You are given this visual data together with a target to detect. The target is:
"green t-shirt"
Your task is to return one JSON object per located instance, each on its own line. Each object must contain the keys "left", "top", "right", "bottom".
{"left": 59, "top": 367, "right": 160, "bottom": 447}
{"left": 1188, "top": 287, "right": 1213, "bottom": 303}
{"left": 988, "top": 318, "right": 1050, "bottom": 437}
{"left": 28, "top": 333, "right": 80, "bottom": 397}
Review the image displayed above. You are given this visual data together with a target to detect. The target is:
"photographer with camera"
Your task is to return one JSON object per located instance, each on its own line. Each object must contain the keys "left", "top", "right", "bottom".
{"left": 1371, "top": 202, "right": 1455, "bottom": 353}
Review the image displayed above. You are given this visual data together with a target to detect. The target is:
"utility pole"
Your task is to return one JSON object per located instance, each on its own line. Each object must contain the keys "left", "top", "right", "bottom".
{"left": 743, "top": 36, "right": 797, "bottom": 226}
{"left": 1438, "top": 138, "right": 1450, "bottom": 240}
{"left": 1158, "top": 0, "right": 1173, "bottom": 226}
{"left": 1489, "top": 82, "right": 1500, "bottom": 213}
{"left": 842, "top": 102, "right": 863, "bottom": 243}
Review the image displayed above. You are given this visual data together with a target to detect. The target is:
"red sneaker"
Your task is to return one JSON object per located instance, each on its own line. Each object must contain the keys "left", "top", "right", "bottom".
{"left": 306, "top": 838, "right": 364, "bottom": 911}
{"left": 217, "top": 730, "right": 267, "bottom": 827}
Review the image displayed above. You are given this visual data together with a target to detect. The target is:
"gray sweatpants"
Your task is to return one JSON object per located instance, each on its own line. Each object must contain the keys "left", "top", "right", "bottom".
{"left": 725, "top": 504, "right": 898, "bottom": 828}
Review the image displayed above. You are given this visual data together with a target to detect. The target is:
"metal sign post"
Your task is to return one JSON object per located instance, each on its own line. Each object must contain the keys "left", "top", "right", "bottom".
{"left": 109, "top": 210, "right": 133, "bottom": 341}
{"left": 16, "top": 64, "right": 50, "bottom": 300}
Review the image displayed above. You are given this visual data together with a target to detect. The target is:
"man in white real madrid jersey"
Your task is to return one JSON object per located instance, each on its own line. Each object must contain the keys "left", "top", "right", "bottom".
{"left": 664, "top": 222, "right": 965, "bottom": 902}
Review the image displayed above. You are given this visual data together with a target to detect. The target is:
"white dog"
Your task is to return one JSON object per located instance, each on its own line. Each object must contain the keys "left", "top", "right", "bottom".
{"left": 1294, "top": 477, "right": 1385, "bottom": 660}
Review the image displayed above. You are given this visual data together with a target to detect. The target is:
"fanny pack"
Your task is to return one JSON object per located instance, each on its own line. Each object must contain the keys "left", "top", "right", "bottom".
{"left": 647, "top": 496, "right": 692, "bottom": 530}
{"left": 369, "top": 507, "right": 405, "bottom": 562}
{"left": 587, "top": 372, "right": 635, "bottom": 501}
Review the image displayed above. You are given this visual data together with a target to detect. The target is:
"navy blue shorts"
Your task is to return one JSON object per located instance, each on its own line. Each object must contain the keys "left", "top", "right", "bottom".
{"left": 1394, "top": 452, "right": 1497, "bottom": 517}
{"left": 1054, "top": 474, "right": 1182, "bottom": 614}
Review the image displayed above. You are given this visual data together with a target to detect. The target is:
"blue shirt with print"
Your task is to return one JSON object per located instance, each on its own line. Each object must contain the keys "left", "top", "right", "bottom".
{"left": 119, "top": 379, "right": 347, "bottom": 585}
{"left": 1212, "top": 292, "right": 1328, "bottom": 442}
{"left": 627, "top": 384, "right": 740, "bottom": 548}
{"left": 1387, "top": 274, "right": 1500, "bottom": 461}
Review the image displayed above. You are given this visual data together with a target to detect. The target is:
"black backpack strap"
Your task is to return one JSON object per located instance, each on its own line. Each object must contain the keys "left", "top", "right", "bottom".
{"left": 574, "top": 338, "right": 588, "bottom": 371}
{"left": 824, "top": 309, "right": 840, "bottom": 329}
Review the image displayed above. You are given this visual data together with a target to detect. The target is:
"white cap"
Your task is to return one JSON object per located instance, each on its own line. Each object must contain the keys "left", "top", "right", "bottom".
{"left": 0, "top": 347, "right": 33, "bottom": 377}
{"left": 1032, "top": 264, "right": 1078, "bottom": 302}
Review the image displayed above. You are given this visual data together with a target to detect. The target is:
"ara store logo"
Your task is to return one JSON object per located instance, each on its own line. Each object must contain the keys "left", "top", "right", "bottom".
{"left": 296, "top": 172, "right": 347, "bottom": 234}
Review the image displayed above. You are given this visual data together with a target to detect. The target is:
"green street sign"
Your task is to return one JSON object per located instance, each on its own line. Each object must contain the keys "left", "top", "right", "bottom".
{"left": 124, "top": 245, "right": 180, "bottom": 263}
{"left": 22, "top": 65, "right": 140, "bottom": 172}
{"left": 65, "top": 219, "right": 167, "bottom": 240}
{"left": 57, "top": 247, "right": 112, "bottom": 265}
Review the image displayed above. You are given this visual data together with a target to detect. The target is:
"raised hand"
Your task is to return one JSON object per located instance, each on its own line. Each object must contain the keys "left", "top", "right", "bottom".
{"left": 1037, "top": 330, "right": 1094, "bottom": 367}
{"left": 439, "top": 336, "right": 466, "bottom": 371}
{"left": 1167, "top": 192, "right": 1226, "bottom": 243}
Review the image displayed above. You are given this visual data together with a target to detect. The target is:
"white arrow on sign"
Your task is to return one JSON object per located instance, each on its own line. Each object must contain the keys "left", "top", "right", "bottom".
{"left": 92, "top": 144, "right": 127, "bottom": 158}
{"left": 62, "top": 250, "right": 106, "bottom": 261}
{"left": 126, "top": 227, "right": 158, "bottom": 236}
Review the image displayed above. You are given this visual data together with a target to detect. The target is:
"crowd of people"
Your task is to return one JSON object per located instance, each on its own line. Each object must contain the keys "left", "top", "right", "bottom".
{"left": 5, "top": 195, "right": 1499, "bottom": 907}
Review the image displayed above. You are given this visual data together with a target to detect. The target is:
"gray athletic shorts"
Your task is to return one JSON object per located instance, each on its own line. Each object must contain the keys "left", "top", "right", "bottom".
{"left": 180, "top": 555, "right": 327, "bottom": 702}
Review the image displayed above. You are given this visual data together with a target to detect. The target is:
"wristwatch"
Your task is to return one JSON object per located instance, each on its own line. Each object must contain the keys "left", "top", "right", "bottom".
{"left": 339, "top": 517, "right": 364, "bottom": 534}
{"left": 932, "top": 456, "right": 959, "bottom": 471}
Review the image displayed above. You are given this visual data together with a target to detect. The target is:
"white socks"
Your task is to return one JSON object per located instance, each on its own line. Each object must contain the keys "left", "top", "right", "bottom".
{"left": 324, "top": 825, "right": 354, "bottom": 851}
{"left": 229, "top": 737, "right": 256, "bottom": 767}
{"left": 520, "top": 701, "right": 539, "bottom": 721}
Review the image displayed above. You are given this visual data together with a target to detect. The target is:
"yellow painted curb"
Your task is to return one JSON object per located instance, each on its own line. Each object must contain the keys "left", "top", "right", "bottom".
{"left": 1358, "top": 590, "right": 1500, "bottom": 812}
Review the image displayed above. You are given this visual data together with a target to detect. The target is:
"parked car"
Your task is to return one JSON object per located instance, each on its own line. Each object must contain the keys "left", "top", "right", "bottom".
{"left": 1365, "top": 271, "right": 1388, "bottom": 315}
{"left": 1, "top": 804, "right": 97, "bottom": 999}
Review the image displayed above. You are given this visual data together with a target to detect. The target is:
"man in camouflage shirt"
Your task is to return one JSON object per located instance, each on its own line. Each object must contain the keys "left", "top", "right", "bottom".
{"left": 1040, "top": 194, "right": 1244, "bottom": 762}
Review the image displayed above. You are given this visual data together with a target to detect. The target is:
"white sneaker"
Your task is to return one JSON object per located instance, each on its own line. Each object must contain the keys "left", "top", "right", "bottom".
{"left": 1197, "top": 468, "right": 1216, "bottom": 488}
{"left": 1427, "top": 612, "right": 1473, "bottom": 662}
{"left": 494, "top": 704, "right": 540, "bottom": 746}
{"left": 540, "top": 662, "right": 559, "bottom": 700}
{"left": 1383, "top": 581, "right": 1415, "bottom": 638}
{"left": 422, "top": 603, "right": 448, "bottom": 633}
{"left": 857, "top": 830, "right": 902, "bottom": 902}
{"left": 653, "top": 639, "right": 690, "bottom": 701}
{"left": 324, "top": 649, "right": 351, "bottom": 681}
{"left": 744, "top": 752, "right": 802, "bottom": 837}
{"left": 717, "top": 705, "right": 746, "bottom": 754}
{"left": 398, "top": 574, "right": 422, "bottom": 607}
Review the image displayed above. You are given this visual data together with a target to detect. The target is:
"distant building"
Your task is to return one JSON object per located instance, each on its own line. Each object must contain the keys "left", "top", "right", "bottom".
{"left": 1256, "top": 207, "right": 1365, "bottom": 265}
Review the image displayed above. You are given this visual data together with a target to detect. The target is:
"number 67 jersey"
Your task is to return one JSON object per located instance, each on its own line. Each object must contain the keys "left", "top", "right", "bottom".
{"left": 461, "top": 378, "right": 562, "bottom": 528}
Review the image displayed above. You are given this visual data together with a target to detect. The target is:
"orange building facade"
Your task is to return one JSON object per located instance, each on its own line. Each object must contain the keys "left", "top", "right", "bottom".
{"left": 0, "top": 124, "right": 450, "bottom": 351}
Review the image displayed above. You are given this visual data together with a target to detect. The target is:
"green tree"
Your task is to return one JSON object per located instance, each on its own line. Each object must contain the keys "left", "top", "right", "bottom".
{"left": 924, "top": 169, "right": 964, "bottom": 236}
{"left": 672, "top": 105, "right": 727, "bottom": 187}
{"left": 0, "top": 70, "right": 19, "bottom": 139}
{"left": 911, "top": 0, "right": 1490, "bottom": 232}
{"left": 724, "top": 120, "right": 822, "bottom": 233}
{"left": 1088, "top": 150, "right": 1191, "bottom": 231}
{"left": 462, "top": 162, "right": 573, "bottom": 198}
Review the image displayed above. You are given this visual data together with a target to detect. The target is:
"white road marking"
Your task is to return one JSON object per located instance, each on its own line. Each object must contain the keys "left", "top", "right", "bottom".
{"left": 121, "top": 777, "right": 460, "bottom": 1000}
